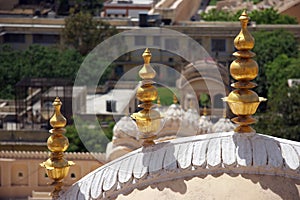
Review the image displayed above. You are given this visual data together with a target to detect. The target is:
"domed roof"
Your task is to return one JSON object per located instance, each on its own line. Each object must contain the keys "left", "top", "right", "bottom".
{"left": 165, "top": 103, "right": 184, "bottom": 120}
{"left": 157, "top": 95, "right": 184, "bottom": 139}
{"left": 212, "top": 117, "right": 236, "bottom": 133}
{"left": 197, "top": 115, "right": 213, "bottom": 134}
{"left": 113, "top": 116, "right": 139, "bottom": 139}
{"left": 197, "top": 107, "right": 213, "bottom": 134}
{"left": 164, "top": 95, "right": 183, "bottom": 120}
{"left": 60, "top": 132, "right": 300, "bottom": 200}
{"left": 107, "top": 116, "right": 141, "bottom": 161}
{"left": 180, "top": 106, "right": 199, "bottom": 136}
{"left": 153, "top": 97, "right": 166, "bottom": 114}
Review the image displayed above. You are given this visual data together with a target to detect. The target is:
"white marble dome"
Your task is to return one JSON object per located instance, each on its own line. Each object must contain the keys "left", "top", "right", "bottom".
{"left": 113, "top": 116, "right": 139, "bottom": 139}
{"left": 212, "top": 117, "right": 236, "bottom": 133}
{"left": 158, "top": 103, "right": 185, "bottom": 139}
{"left": 106, "top": 116, "right": 142, "bottom": 161}
{"left": 179, "top": 107, "right": 199, "bottom": 136}
{"left": 197, "top": 115, "right": 213, "bottom": 134}
{"left": 165, "top": 103, "right": 184, "bottom": 120}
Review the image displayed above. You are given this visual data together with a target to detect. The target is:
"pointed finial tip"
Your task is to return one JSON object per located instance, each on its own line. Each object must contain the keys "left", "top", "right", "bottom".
{"left": 189, "top": 100, "right": 194, "bottom": 109}
{"left": 203, "top": 106, "right": 207, "bottom": 116}
{"left": 142, "top": 48, "right": 151, "bottom": 57}
{"left": 223, "top": 109, "right": 227, "bottom": 118}
{"left": 157, "top": 96, "right": 161, "bottom": 106}
{"left": 53, "top": 97, "right": 62, "bottom": 106}
{"left": 239, "top": 10, "right": 249, "bottom": 21}
{"left": 173, "top": 94, "right": 178, "bottom": 104}
{"left": 50, "top": 97, "right": 66, "bottom": 129}
{"left": 142, "top": 48, "right": 152, "bottom": 64}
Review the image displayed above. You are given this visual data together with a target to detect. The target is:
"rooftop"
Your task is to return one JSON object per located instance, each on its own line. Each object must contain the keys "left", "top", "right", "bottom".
{"left": 59, "top": 131, "right": 300, "bottom": 199}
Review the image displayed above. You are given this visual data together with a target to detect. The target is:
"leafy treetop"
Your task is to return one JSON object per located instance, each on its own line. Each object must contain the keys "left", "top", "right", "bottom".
{"left": 201, "top": 8, "right": 298, "bottom": 24}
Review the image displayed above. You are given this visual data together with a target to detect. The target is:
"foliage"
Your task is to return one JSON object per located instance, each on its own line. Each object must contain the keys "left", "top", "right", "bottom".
{"left": 63, "top": 11, "right": 118, "bottom": 55}
{"left": 265, "top": 54, "right": 300, "bottom": 100}
{"left": 254, "top": 53, "right": 300, "bottom": 141}
{"left": 209, "top": 0, "right": 221, "bottom": 6}
{"left": 0, "top": 44, "right": 83, "bottom": 99}
{"left": 56, "top": 0, "right": 105, "bottom": 16}
{"left": 252, "top": 30, "right": 298, "bottom": 99}
{"left": 65, "top": 118, "right": 115, "bottom": 152}
{"left": 65, "top": 124, "right": 87, "bottom": 152}
{"left": 156, "top": 87, "right": 176, "bottom": 106}
{"left": 254, "top": 86, "right": 300, "bottom": 141}
{"left": 201, "top": 8, "right": 298, "bottom": 24}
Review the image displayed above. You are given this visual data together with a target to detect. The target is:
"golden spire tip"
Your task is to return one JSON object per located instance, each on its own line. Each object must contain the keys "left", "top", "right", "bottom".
{"left": 173, "top": 94, "right": 178, "bottom": 104}
{"left": 203, "top": 106, "right": 207, "bottom": 116}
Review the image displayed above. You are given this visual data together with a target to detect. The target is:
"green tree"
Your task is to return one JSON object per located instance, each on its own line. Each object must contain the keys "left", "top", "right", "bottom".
{"left": 254, "top": 86, "right": 300, "bottom": 141}
{"left": 0, "top": 44, "right": 83, "bottom": 99}
{"left": 249, "top": 8, "right": 298, "bottom": 24}
{"left": 201, "top": 8, "right": 298, "bottom": 24}
{"left": 252, "top": 30, "right": 298, "bottom": 99}
{"left": 254, "top": 54, "right": 300, "bottom": 140}
{"left": 63, "top": 11, "right": 118, "bottom": 55}
{"left": 65, "top": 118, "right": 115, "bottom": 152}
{"left": 265, "top": 54, "right": 300, "bottom": 100}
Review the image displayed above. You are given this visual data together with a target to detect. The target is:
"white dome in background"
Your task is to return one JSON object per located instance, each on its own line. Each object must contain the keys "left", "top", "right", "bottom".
{"left": 197, "top": 115, "right": 213, "bottom": 134}
{"left": 180, "top": 107, "right": 199, "bottom": 136}
{"left": 113, "top": 116, "right": 139, "bottom": 139}
{"left": 165, "top": 103, "right": 184, "bottom": 120}
{"left": 212, "top": 117, "right": 236, "bottom": 133}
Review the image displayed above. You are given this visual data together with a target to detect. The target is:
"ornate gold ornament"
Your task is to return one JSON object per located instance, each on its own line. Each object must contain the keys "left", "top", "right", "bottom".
{"left": 223, "top": 11, "right": 266, "bottom": 133}
{"left": 131, "top": 48, "right": 163, "bottom": 146}
{"left": 40, "top": 97, "right": 74, "bottom": 199}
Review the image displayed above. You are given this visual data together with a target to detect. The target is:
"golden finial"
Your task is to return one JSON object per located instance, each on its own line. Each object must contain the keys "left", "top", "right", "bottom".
{"left": 203, "top": 106, "right": 207, "bottom": 116}
{"left": 223, "top": 108, "right": 227, "bottom": 118}
{"left": 40, "top": 97, "right": 74, "bottom": 199}
{"left": 131, "top": 48, "right": 162, "bottom": 147}
{"left": 50, "top": 97, "right": 67, "bottom": 128}
{"left": 223, "top": 11, "right": 267, "bottom": 133}
{"left": 188, "top": 100, "right": 194, "bottom": 109}
{"left": 139, "top": 48, "right": 156, "bottom": 80}
{"left": 173, "top": 94, "right": 178, "bottom": 104}
{"left": 157, "top": 96, "right": 161, "bottom": 106}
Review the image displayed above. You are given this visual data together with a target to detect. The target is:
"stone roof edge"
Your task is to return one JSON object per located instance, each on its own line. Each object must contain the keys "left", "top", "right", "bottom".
{"left": 62, "top": 132, "right": 300, "bottom": 199}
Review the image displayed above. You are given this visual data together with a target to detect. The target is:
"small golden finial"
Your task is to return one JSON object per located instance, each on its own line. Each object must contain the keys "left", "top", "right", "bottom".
{"left": 139, "top": 48, "right": 156, "bottom": 80}
{"left": 189, "top": 100, "right": 194, "bottom": 109}
{"left": 222, "top": 108, "right": 227, "bottom": 118}
{"left": 50, "top": 97, "right": 67, "bottom": 128}
{"left": 173, "top": 94, "right": 178, "bottom": 104}
{"left": 223, "top": 11, "right": 266, "bottom": 133}
{"left": 132, "top": 48, "right": 162, "bottom": 147}
{"left": 40, "top": 97, "right": 74, "bottom": 199}
{"left": 157, "top": 96, "right": 161, "bottom": 106}
{"left": 203, "top": 106, "right": 207, "bottom": 116}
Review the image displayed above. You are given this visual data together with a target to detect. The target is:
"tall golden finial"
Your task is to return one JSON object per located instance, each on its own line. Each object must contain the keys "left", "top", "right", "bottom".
{"left": 131, "top": 48, "right": 162, "bottom": 147}
{"left": 40, "top": 97, "right": 74, "bottom": 199}
{"left": 173, "top": 94, "right": 178, "bottom": 104}
{"left": 223, "top": 11, "right": 266, "bottom": 133}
